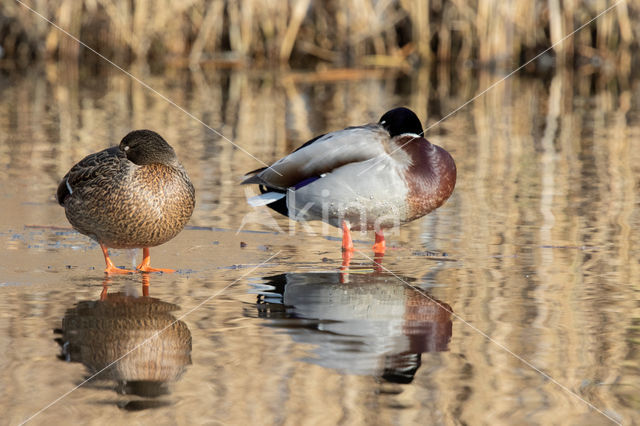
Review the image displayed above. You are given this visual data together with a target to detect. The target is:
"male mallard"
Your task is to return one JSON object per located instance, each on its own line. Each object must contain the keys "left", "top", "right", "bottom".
{"left": 57, "top": 130, "right": 195, "bottom": 274}
{"left": 242, "top": 107, "right": 456, "bottom": 256}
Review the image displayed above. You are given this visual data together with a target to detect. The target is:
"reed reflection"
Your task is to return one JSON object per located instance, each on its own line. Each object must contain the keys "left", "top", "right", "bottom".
{"left": 54, "top": 275, "right": 192, "bottom": 410}
{"left": 252, "top": 268, "right": 452, "bottom": 383}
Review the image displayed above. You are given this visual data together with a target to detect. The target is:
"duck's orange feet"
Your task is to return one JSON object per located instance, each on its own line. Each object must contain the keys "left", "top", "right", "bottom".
{"left": 137, "top": 265, "right": 176, "bottom": 273}
{"left": 372, "top": 231, "right": 386, "bottom": 254}
{"left": 136, "top": 248, "right": 175, "bottom": 273}
{"left": 105, "top": 264, "right": 135, "bottom": 274}
{"left": 341, "top": 221, "right": 354, "bottom": 252}
{"left": 101, "top": 244, "right": 135, "bottom": 274}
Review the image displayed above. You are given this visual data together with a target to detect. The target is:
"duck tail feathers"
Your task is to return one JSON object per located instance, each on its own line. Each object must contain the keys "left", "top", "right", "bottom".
{"left": 241, "top": 167, "right": 268, "bottom": 185}
{"left": 241, "top": 174, "right": 263, "bottom": 185}
{"left": 247, "top": 191, "right": 286, "bottom": 207}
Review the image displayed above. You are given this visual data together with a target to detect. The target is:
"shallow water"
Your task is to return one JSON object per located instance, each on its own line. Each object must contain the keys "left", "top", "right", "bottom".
{"left": 1, "top": 62, "right": 639, "bottom": 425}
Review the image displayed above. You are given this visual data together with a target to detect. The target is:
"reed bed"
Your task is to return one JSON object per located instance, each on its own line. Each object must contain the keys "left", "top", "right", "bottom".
{"left": 1, "top": 0, "right": 638, "bottom": 69}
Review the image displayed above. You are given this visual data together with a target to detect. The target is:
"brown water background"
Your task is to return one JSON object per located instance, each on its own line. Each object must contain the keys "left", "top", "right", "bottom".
{"left": 0, "top": 61, "right": 639, "bottom": 425}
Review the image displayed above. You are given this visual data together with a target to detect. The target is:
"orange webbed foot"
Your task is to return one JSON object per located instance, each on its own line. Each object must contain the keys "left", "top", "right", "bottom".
{"left": 136, "top": 248, "right": 175, "bottom": 274}
{"left": 372, "top": 241, "right": 386, "bottom": 253}
{"left": 101, "top": 244, "right": 135, "bottom": 274}
{"left": 104, "top": 265, "right": 136, "bottom": 275}
{"left": 372, "top": 231, "right": 386, "bottom": 254}
{"left": 137, "top": 265, "right": 176, "bottom": 274}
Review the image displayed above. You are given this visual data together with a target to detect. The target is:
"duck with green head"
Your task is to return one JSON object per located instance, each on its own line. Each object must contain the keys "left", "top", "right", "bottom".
{"left": 242, "top": 107, "right": 456, "bottom": 261}
{"left": 57, "top": 130, "right": 195, "bottom": 274}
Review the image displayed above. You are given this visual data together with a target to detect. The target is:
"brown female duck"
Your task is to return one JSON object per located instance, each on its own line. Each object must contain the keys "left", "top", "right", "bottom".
{"left": 57, "top": 130, "right": 195, "bottom": 274}
{"left": 242, "top": 107, "right": 456, "bottom": 258}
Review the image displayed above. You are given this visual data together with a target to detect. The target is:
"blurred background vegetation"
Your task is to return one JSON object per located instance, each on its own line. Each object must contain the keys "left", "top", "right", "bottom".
{"left": 0, "top": 0, "right": 637, "bottom": 71}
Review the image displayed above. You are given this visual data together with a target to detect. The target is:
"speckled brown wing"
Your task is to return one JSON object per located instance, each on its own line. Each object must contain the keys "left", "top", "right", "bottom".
{"left": 56, "top": 146, "right": 126, "bottom": 206}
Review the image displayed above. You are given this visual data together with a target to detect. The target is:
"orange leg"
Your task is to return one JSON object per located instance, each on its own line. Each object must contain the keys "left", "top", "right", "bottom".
{"left": 101, "top": 244, "right": 135, "bottom": 275}
{"left": 341, "top": 221, "right": 354, "bottom": 252}
{"left": 341, "top": 248, "right": 353, "bottom": 269}
{"left": 136, "top": 247, "right": 175, "bottom": 273}
{"left": 100, "top": 277, "right": 111, "bottom": 301}
{"left": 99, "top": 286, "right": 109, "bottom": 301}
{"left": 340, "top": 249, "right": 353, "bottom": 283}
{"left": 141, "top": 273, "right": 150, "bottom": 296}
{"left": 372, "top": 230, "right": 386, "bottom": 254}
{"left": 340, "top": 221, "right": 354, "bottom": 283}
{"left": 373, "top": 251, "right": 384, "bottom": 272}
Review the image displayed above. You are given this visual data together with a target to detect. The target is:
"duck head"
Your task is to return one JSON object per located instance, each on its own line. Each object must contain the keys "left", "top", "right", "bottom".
{"left": 379, "top": 107, "right": 423, "bottom": 137}
{"left": 120, "top": 130, "right": 178, "bottom": 166}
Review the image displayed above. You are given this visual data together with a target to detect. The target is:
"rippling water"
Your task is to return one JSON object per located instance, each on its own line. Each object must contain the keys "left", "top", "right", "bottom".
{"left": 0, "top": 62, "right": 639, "bottom": 425}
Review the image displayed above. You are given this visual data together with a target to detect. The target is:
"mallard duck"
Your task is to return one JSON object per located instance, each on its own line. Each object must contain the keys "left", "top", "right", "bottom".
{"left": 57, "top": 130, "right": 195, "bottom": 274}
{"left": 242, "top": 107, "right": 456, "bottom": 256}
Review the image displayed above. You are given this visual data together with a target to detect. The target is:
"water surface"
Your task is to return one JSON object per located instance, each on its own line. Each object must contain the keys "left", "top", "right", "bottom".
{"left": 0, "top": 63, "right": 639, "bottom": 425}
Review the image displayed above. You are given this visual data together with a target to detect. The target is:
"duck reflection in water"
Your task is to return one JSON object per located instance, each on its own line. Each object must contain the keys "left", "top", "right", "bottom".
{"left": 54, "top": 274, "right": 192, "bottom": 410}
{"left": 251, "top": 268, "right": 452, "bottom": 384}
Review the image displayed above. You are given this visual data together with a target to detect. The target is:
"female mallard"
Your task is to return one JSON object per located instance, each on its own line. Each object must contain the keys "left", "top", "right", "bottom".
{"left": 242, "top": 107, "right": 456, "bottom": 256}
{"left": 57, "top": 130, "right": 195, "bottom": 274}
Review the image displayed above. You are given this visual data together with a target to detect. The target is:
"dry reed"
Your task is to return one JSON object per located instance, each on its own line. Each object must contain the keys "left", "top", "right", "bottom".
{"left": 0, "top": 0, "right": 638, "bottom": 70}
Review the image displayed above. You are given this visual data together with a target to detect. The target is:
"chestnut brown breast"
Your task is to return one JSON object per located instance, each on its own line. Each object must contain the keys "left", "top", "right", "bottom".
{"left": 397, "top": 136, "right": 456, "bottom": 222}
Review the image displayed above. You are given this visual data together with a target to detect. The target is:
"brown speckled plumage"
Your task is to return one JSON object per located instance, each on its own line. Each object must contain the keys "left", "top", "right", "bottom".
{"left": 57, "top": 130, "right": 195, "bottom": 272}
{"left": 57, "top": 291, "right": 192, "bottom": 388}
